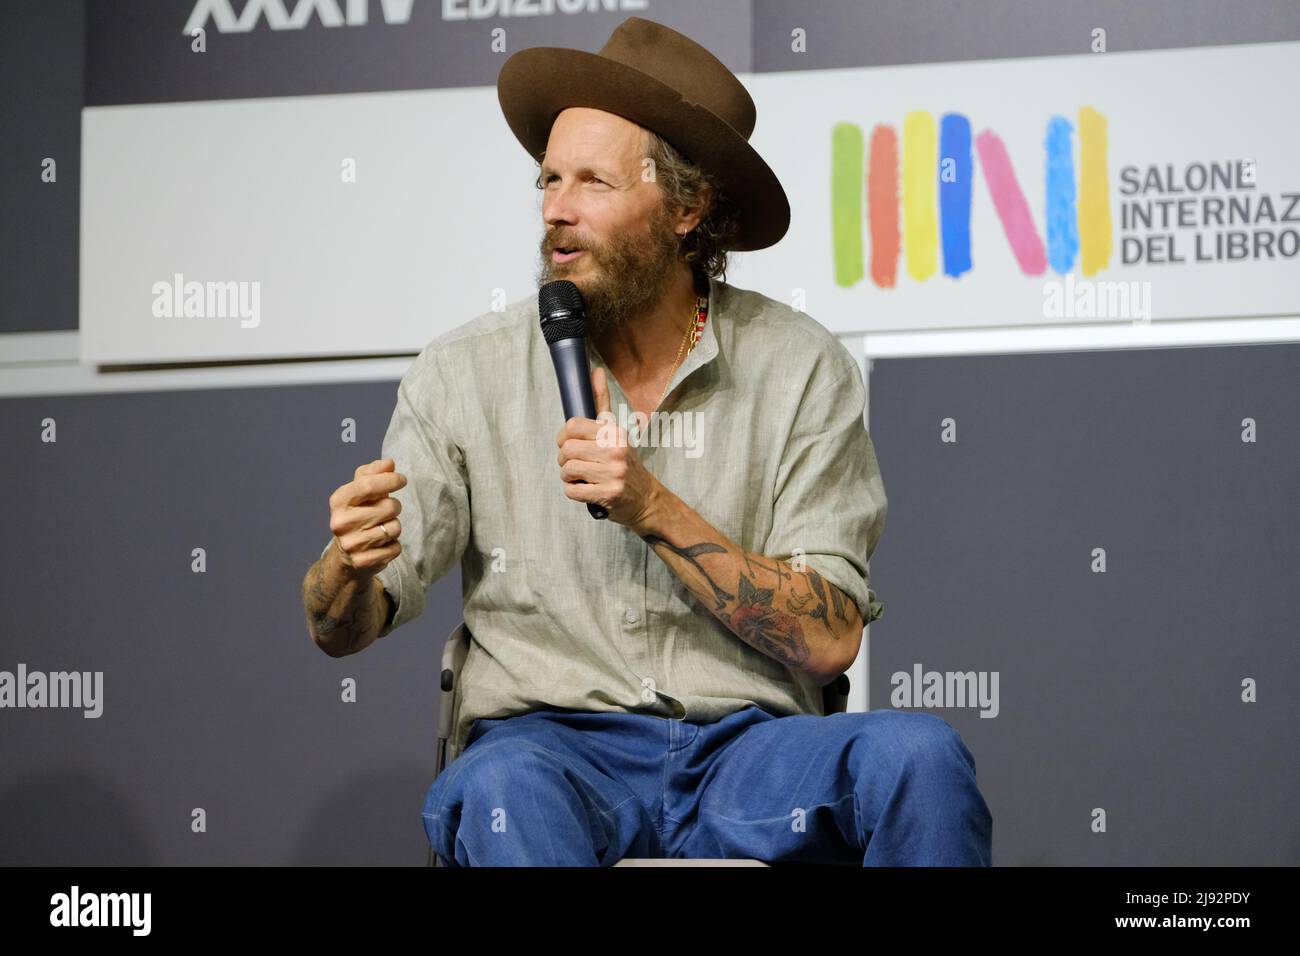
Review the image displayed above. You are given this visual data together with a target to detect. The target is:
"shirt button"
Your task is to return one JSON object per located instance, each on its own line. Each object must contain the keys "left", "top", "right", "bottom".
{"left": 640, "top": 676, "right": 656, "bottom": 703}
{"left": 623, "top": 608, "right": 640, "bottom": 624}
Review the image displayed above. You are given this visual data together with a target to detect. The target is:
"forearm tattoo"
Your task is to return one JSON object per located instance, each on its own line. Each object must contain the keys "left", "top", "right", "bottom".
{"left": 303, "top": 561, "right": 381, "bottom": 650}
{"left": 642, "top": 533, "right": 854, "bottom": 672}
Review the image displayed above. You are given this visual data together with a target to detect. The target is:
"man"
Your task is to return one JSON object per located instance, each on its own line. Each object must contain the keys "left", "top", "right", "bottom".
{"left": 302, "top": 16, "right": 992, "bottom": 866}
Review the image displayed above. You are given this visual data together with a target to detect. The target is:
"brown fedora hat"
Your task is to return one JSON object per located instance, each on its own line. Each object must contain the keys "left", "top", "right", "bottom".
{"left": 496, "top": 16, "right": 790, "bottom": 252}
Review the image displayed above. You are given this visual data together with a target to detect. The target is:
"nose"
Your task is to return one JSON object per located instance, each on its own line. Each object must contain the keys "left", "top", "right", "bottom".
{"left": 542, "top": 179, "right": 578, "bottom": 234}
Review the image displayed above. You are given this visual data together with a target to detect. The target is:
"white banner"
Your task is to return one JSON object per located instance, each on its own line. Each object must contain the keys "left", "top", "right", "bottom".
{"left": 80, "top": 41, "right": 1300, "bottom": 362}
{"left": 749, "top": 40, "right": 1300, "bottom": 332}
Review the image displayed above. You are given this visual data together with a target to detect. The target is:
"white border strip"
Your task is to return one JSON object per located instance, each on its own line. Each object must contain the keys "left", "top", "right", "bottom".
{"left": 0, "top": 334, "right": 415, "bottom": 396}
{"left": 839, "top": 333, "right": 872, "bottom": 714}
{"left": 0, "top": 331, "right": 81, "bottom": 365}
{"left": 0, "top": 329, "right": 865, "bottom": 397}
{"left": 861, "top": 315, "right": 1300, "bottom": 361}
{"left": 5, "top": 315, "right": 1298, "bottom": 397}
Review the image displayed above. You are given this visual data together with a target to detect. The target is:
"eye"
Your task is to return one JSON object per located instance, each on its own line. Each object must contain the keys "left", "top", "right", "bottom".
{"left": 538, "top": 172, "right": 608, "bottom": 187}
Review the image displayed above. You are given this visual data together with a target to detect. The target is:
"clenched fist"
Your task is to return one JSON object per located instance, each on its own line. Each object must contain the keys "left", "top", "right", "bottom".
{"left": 328, "top": 458, "right": 406, "bottom": 576}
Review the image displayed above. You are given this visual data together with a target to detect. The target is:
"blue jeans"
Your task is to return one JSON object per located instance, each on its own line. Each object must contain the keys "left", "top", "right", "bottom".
{"left": 422, "top": 705, "right": 992, "bottom": 866}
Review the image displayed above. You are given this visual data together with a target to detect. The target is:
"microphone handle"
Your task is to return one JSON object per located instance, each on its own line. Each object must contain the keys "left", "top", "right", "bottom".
{"left": 548, "top": 337, "right": 609, "bottom": 520}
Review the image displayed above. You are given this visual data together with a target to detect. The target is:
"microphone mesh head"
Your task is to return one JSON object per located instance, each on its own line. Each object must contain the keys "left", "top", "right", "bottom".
{"left": 538, "top": 280, "right": 588, "bottom": 345}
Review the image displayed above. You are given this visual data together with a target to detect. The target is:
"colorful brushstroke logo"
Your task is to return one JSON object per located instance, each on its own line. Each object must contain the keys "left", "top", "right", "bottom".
{"left": 832, "top": 109, "right": 1112, "bottom": 287}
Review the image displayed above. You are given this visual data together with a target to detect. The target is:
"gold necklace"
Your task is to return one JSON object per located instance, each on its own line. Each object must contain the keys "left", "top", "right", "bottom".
{"left": 656, "top": 295, "right": 707, "bottom": 410}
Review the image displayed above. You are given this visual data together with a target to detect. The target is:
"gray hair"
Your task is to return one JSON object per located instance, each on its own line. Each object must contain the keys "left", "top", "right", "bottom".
{"left": 640, "top": 129, "right": 741, "bottom": 282}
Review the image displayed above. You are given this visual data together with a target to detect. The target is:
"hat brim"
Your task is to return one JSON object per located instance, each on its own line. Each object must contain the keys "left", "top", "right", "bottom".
{"left": 497, "top": 46, "right": 790, "bottom": 252}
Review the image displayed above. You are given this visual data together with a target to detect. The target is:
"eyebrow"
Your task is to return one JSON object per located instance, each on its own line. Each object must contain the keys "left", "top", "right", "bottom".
{"left": 538, "top": 162, "right": 618, "bottom": 180}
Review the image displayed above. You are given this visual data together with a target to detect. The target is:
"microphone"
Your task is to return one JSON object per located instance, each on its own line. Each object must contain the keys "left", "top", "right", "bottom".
{"left": 539, "top": 279, "right": 609, "bottom": 521}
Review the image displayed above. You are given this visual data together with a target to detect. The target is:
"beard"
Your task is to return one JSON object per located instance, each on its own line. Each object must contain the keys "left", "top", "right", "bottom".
{"left": 535, "top": 200, "right": 682, "bottom": 335}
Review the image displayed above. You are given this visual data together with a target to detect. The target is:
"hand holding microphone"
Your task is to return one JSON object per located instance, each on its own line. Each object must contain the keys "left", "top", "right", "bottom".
{"left": 554, "top": 364, "right": 665, "bottom": 532}
{"left": 540, "top": 279, "right": 664, "bottom": 529}
{"left": 539, "top": 279, "right": 610, "bottom": 520}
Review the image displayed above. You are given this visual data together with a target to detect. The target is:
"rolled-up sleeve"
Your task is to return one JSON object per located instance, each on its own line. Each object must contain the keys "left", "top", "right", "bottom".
{"left": 320, "top": 346, "right": 470, "bottom": 638}
{"left": 765, "top": 352, "right": 887, "bottom": 627}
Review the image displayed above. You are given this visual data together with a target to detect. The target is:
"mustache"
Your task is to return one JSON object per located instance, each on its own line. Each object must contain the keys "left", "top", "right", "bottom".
{"left": 544, "top": 234, "right": 596, "bottom": 252}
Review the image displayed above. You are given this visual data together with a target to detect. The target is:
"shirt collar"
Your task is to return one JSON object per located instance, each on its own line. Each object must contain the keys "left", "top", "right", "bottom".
{"left": 584, "top": 273, "right": 722, "bottom": 411}
{"left": 678, "top": 272, "right": 721, "bottom": 382}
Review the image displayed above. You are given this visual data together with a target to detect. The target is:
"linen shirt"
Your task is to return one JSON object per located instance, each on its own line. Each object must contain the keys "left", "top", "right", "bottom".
{"left": 320, "top": 274, "right": 887, "bottom": 756}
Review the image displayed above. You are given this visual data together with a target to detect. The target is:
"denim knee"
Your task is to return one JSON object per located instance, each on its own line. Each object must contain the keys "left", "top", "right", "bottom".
{"left": 425, "top": 738, "right": 535, "bottom": 818}
{"left": 429, "top": 739, "right": 616, "bottom": 853}
{"left": 888, "top": 712, "right": 990, "bottom": 829}
{"left": 880, "top": 711, "right": 977, "bottom": 775}
{"left": 420, "top": 741, "right": 534, "bottom": 864}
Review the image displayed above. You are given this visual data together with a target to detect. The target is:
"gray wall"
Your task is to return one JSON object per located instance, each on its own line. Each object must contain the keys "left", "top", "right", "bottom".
{"left": 2, "top": 0, "right": 1297, "bottom": 864}
{"left": 1, "top": 0, "right": 82, "bottom": 334}
{"left": 3, "top": 345, "right": 1295, "bottom": 865}
{"left": 867, "top": 344, "right": 1300, "bottom": 865}
{"left": 0, "top": 380, "right": 463, "bottom": 864}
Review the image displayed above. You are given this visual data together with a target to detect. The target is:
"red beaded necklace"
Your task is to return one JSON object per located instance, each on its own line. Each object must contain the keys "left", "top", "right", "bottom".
{"left": 656, "top": 293, "right": 708, "bottom": 409}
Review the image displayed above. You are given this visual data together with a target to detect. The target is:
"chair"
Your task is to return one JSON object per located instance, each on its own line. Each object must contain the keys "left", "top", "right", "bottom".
{"left": 427, "top": 621, "right": 851, "bottom": 867}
